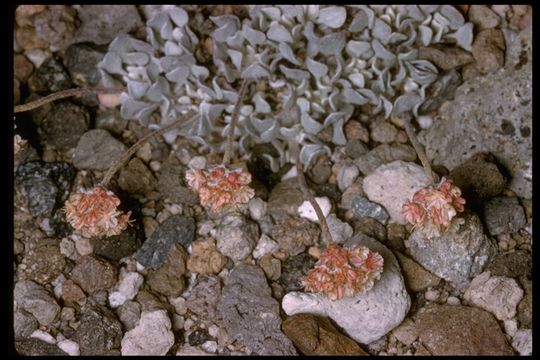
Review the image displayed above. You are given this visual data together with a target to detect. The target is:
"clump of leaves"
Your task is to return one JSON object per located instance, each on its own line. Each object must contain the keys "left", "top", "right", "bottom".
{"left": 303, "top": 243, "right": 384, "bottom": 301}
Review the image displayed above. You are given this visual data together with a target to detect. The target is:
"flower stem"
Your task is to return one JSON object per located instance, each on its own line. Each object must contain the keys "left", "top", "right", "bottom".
{"left": 401, "top": 116, "right": 434, "bottom": 184}
{"left": 222, "top": 78, "right": 249, "bottom": 165}
{"left": 14, "top": 87, "right": 122, "bottom": 113}
{"left": 100, "top": 111, "right": 198, "bottom": 187}
{"left": 288, "top": 139, "right": 333, "bottom": 244}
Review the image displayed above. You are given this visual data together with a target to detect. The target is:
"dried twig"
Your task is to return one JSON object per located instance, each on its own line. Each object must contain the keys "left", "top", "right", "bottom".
{"left": 288, "top": 139, "right": 333, "bottom": 244}
{"left": 100, "top": 111, "right": 198, "bottom": 187}
{"left": 222, "top": 78, "right": 249, "bottom": 165}
{"left": 14, "top": 87, "right": 122, "bottom": 113}
{"left": 401, "top": 116, "right": 434, "bottom": 184}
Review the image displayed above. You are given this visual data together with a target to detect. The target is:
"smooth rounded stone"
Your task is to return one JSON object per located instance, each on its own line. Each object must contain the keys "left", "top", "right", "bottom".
{"left": 15, "top": 338, "right": 68, "bottom": 356}
{"left": 18, "top": 238, "right": 65, "bottom": 285}
{"left": 218, "top": 264, "right": 297, "bottom": 355}
{"left": 297, "top": 197, "right": 331, "bottom": 223}
{"left": 146, "top": 244, "right": 188, "bottom": 297}
{"left": 201, "top": 340, "right": 218, "bottom": 354}
{"left": 16, "top": 161, "right": 76, "bottom": 218}
{"left": 186, "top": 275, "right": 222, "bottom": 320}
{"left": 351, "top": 196, "right": 390, "bottom": 225}
{"left": 517, "top": 277, "right": 531, "bottom": 328}
{"left": 282, "top": 235, "right": 411, "bottom": 344}
{"left": 282, "top": 314, "right": 369, "bottom": 355}
{"left": 57, "top": 339, "right": 80, "bottom": 356}
{"left": 424, "top": 289, "right": 440, "bottom": 301}
{"left": 121, "top": 309, "right": 175, "bottom": 355}
{"left": 14, "top": 280, "right": 60, "bottom": 326}
{"left": 135, "top": 215, "right": 195, "bottom": 269}
{"left": 108, "top": 272, "right": 144, "bottom": 308}
{"left": 74, "top": 5, "right": 143, "bottom": 45}
{"left": 278, "top": 252, "right": 317, "bottom": 293}
{"left": 116, "top": 300, "right": 141, "bottom": 331}
{"left": 415, "top": 304, "right": 514, "bottom": 355}
{"left": 71, "top": 255, "right": 117, "bottom": 294}
{"left": 252, "top": 234, "right": 279, "bottom": 259}
{"left": 405, "top": 212, "right": 496, "bottom": 288}
{"left": 354, "top": 144, "right": 417, "bottom": 176}
{"left": 95, "top": 109, "right": 128, "bottom": 136}
{"left": 259, "top": 255, "right": 281, "bottom": 281}
{"left": 118, "top": 157, "right": 158, "bottom": 195}
{"left": 91, "top": 224, "right": 144, "bottom": 262}
{"left": 157, "top": 156, "right": 199, "bottom": 205}
{"left": 308, "top": 156, "right": 332, "bottom": 185}
{"left": 171, "top": 296, "right": 187, "bottom": 316}
{"left": 267, "top": 178, "right": 305, "bottom": 220}
{"left": 33, "top": 56, "right": 73, "bottom": 92}
{"left": 74, "top": 301, "right": 123, "bottom": 355}
{"left": 270, "top": 217, "right": 320, "bottom": 257}
{"left": 72, "top": 129, "right": 127, "bottom": 171}
{"left": 345, "top": 140, "right": 369, "bottom": 159}
{"left": 469, "top": 5, "right": 501, "bottom": 30}
{"left": 370, "top": 121, "right": 399, "bottom": 143}
{"left": 393, "top": 251, "right": 441, "bottom": 292}
{"left": 337, "top": 163, "right": 360, "bottom": 192}
{"left": 512, "top": 329, "right": 532, "bottom": 356}
{"left": 363, "top": 161, "right": 430, "bottom": 224}
{"left": 463, "top": 272, "right": 523, "bottom": 321}
{"left": 214, "top": 214, "right": 259, "bottom": 262}
{"left": 63, "top": 43, "right": 104, "bottom": 86}
{"left": 325, "top": 213, "right": 353, "bottom": 245}
{"left": 14, "top": 309, "right": 39, "bottom": 339}
{"left": 449, "top": 153, "right": 507, "bottom": 200}
{"left": 482, "top": 196, "right": 526, "bottom": 236}
{"left": 187, "top": 238, "right": 227, "bottom": 275}
{"left": 418, "top": 45, "right": 474, "bottom": 70}
{"left": 248, "top": 197, "right": 267, "bottom": 221}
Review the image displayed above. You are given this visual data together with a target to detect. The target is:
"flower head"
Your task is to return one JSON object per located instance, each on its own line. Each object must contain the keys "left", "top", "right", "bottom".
{"left": 303, "top": 244, "right": 384, "bottom": 301}
{"left": 185, "top": 164, "right": 255, "bottom": 211}
{"left": 64, "top": 186, "right": 132, "bottom": 237}
{"left": 402, "top": 178, "right": 466, "bottom": 238}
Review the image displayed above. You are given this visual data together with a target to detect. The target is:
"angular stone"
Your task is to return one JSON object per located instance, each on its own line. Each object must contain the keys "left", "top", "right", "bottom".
{"left": 34, "top": 56, "right": 73, "bottom": 92}
{"left": 71, "top": 256, "right": 117, "bottom": 294}
{"left": 91, "top": 224, "right": 143, "bottom": 262}
{"left": 215, "top": 214, "right": 259, "bottom": 261}
{"left": 14, "top": 309, "right": 39, "bottom": 340}
{"left": 15, "top": 338, "right": 68, "bottom": 356}
{"left": 187, "top": 238, "right": 227, "bottom": 275}
{"left": 279, "top": 253, "right": 317, "bottom": 293}
{"left": 512, "top": 329, "right": 532, "bottom": 355}
{"left": 325, "top": 213, "right": 353, "bottom": 245}
{"left": 267, "top": 179, "right": 305, "bottom": 220}
{"left": 394, "top": 251, "right": 441, "bottom": 292}
{"left": 64, "top": 43, "right": 104, "bottom": 86}
{"left": 118, "top": 157, "right": 157, "bottom": 195}
{"left": 270, "top": 216, "right": 320, "bottom": 256}
{"left": 74, "top": 302, "right": 123, "bottom": 355}
{"left": 121, "top": 310, "right": 175, "bottom": 355}
{"left": 469, "top": 5, "right": 501, "bottom": 30}
{"left": 146, "top": 244, "right": 188, "bottom": 297}
{"left": 14, "top": 280, "right": 60, "bottom": 326}
{"left": 19, "top": 238, "right": 65, "bottom": 285}
{"left": 39, "top": 102, "right": 90, "bottom": 151}
{"left": 351, "top": 196, "right": 389, "bottom": 224}
{"left": 355, "top": 144, "right": 417, "bottom": 176}
{"left": 482, "top": 196, "right": 526, "bottom": 236}
{"left": 419, "top": 45, "right": 474, "bottom": 71}
{"left": 486, "top": 250, "right": 531, "bottom": 278}
{"left": 449, "top": 153, "right": 507, "bottom": 199}
{"left": 186, "top": 275, "right": 222, "bottom": 320}
{"left": 72, "top": 129, "right": 127, "bottom": 171}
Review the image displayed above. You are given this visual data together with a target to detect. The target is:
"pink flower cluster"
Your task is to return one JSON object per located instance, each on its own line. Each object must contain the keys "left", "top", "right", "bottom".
{"left": 64, "top": 186, "right": 132, "bottom": 237}
{"left": 402, "top": 178, "right": 466, "bottom": 238}
{"left": 303, "top": 244, "right": 384, "bottom": 301}
{"left": 185, "top": 164, "right": 255, "bottom": 211}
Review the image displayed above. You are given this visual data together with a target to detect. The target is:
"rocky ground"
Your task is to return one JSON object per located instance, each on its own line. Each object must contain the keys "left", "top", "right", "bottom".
{"left": 13, "top": 5, "right": 532, "bottom": 356}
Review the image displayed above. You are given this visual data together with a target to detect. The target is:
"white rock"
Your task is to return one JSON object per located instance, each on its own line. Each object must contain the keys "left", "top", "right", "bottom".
{"left": 463, "top": 272, "right": 523, "bottom": 321}
{"left": 108, "top": 292, "right": 127, "bottom": 308}
{"left": 202, "top": 340, "right": 218, "bottom": 354}
{"left": 417, "top": 115, "right": 433, "bottom": 129}
{"left": 363, "top": 161, "right": 431, "bottom": 224}
{"left": 60, "top": 237, "right": 78, "bottom": 260}
{"left": 297, "top": 197, "right": 331, "bottom": 223}
{"left": 337, "top": 164, "right": 360, "bottom": 192}
{"left": 425, "top": 289, "right": 440, "bottom": 301}
{"left": 391, "top": 318, "right": 418, "bottom": 346}
{"left": 325, "top": 213, "right": 353, "bottom": 244}
{"left": 57, "top": 339, "right": 80, "bottom": 356}
{"left": 73, "top": 235, "right": 93, "bottom": 256}
{"left": 30, "top": 329, "right": 56, "bottom": 344}
{"left": 282, "top": 235, "right": 410, "bottom": 344}
{"left": 503, "top": 319, "right": 518, "bottom": 337}
{"left": 281, "top": 166, "right": 297, "bottom": 181}
{"left": 184, "top": 318, "right": 195, "bottom": 332}
{"left": 446, "top": 296, "right": 460, "bottom": 305}
{"left": 252, "top": 234, "right": 280, "bottom": 259}
{"left": 121, "top": 310, "right": 175, "bottom": 355}
{"left": 248, "top": 197, "right": 267, "bottom": 221}
{"left": 188, "top": 156, "right": 207, "bottom": 170}
{"left": 109, "top": 272, "right": 144, "bottom": 308}
{"left": 24, "top": 48, "right": 51, "bottom": 68}
{"left": 208, "top": 324, "right": 219, "bottom": 338}
{"left": 171, "top": 296, "right": 187, "bottom": 315}
{"left": 512, "top": 329, "right": 532, "bottom": 355}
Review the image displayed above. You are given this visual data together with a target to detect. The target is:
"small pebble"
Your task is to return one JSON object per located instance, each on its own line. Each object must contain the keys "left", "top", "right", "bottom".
{"left": 172, "top": 314, "right": 185, "bottom": 331}
{"left": 202, "top": 340, "right": 218, "bottom": 354}
{"left": 417, "top": 115, "right": 433, "bottom": 129}
{"left": 30, "top": 329, "right": 56, "bottom": 344}
{"left": 98, "top": 93, "right": 121, "bottom": 108}
{"left": 446, "top": 296, "right": 460, "bottom": 305}
{"left": 308, "top": 246, "right": 321, "bottom": 259}
{"left": 184, "top": 318, "right": 195, "bottom": 332}
{"left": 503, "top": 319, "right": 518, "bottom": 337}
{"left": 208, "top": 324, "right": 219, "bottom": 338}
{"left": 425, "top": 289, "right": 440, "bottom": 301}
{"left": 57, "top": 339, "right": 80, "bottom": 356}
{"left": 149, "top": 160, "right": 161, "bottom": 172}
{"left": 188, "top": 156, "right": 206, "bottom": 170}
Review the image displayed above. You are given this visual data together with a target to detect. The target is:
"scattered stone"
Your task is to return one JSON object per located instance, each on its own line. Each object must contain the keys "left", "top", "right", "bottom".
{"left": 517, "top": 277, "right": 531, "bottom": 328}
{"left": 297, "top": 197, "right": 331, "bottom": 223}
{"left": 482, "top": 197, "right": 526, "bottom": 236}
{"left": 18, "top": 238, "right": 66, "bottom": 285}
{"left": 187, "top": 237, "right": 227, "bottom": 275}
{"left": 394, "top": 251, "right": 441, "bottom": 292}
{"left": 146, "top": 244, "right": 188, "bottom": 297}
{"left": 14, "top": 309, "right": 39, "bottom": 340}
{"left": 406, "top": 212, "right": 496, "bottom": 288}
{"left": 308, "top": 156, "right": 332, "bottom": 185}
{"left": 91, "top": 224, "right": 143, "bottom": 262}
{"left": 508, "top": 5, "right": 532, "bottom": 31}
{"left": 415, "top": 304, "right": 514, "bottom": 355}
{"left": 345, "top": 140, "right": 369, "bottom": 158}
{"left": 72, "top": 129, "right": 127, "bottom": 171}
{"left": 503, "top": 319, "right": 518, "bottom": 337}
{"left": 121, "top": 310, "right": 175, "bottom": 355}
{"left": 118, "top": 157, "right": 158, "bottom": 195}
{"left": 218, "top": 264, "right": 297, "bottom": 355}
{"left": 15, "top": 338, "right": 68, "bottom": 356}
{"left": 370, "top": 120, "right": 399, "bottom": 143}
{"left": 446, "top": 296, "right": 460, "bottom": 305}
{"left": 135, "top": 214, "right": 195, "bottom": 269}
{"left": 337, "top": 163, "right": 360, "bottom": 192}
{"left": 61, "top": 279, "right": 86, "bottom": 308}
{"left": 468, "top": 5, "right": 501, "bottom": 30}
{"left": 279, "top": 252, "right": 317, "bottom": 292}
{"left": 186, "top": 275, "right": 222, "bottom": 320}
{"left": 325, "top": 213, "right": 353, "bottom": 244}
{"left": 267, "top": 178, "right": 305, "bottom": 220}
{"left": 63, "top": 43, "right": 105, "bottom": 86}
{"left": 248, "top": 197, "right": 267, "bottom": 221}
{"left": 33, "top": 56, "right": 73, "bottom": 92}
{"left": 425, "top": 289, "right": 440, "bottom": 301}
{"left": 339, "top": 178, "right": 364, "bottom": 210}
{"left": 345, "top": 120, "right": 370, "bottom": 143}
{"left": 464, "top": 272, "right": 523, "bottom": 321}
{"left": 70, "top": 256, "right": 117, "bottom": 294}
{"left": 57, "top": 339, "right": 80, "bottom": 356}
{"left": 116, "top": 300, "right": 141, "bottom": 331}
{"left": 270, "top": 217, "right": 320, "bottom": 257}
{"left": 259, "top": 255, "right": 281, "bottom": 281}
{"left": 512, "top": 329, "right": 532, "bottom": 356}
{"left": 201, "top": 340, "right": 218, "bottom": 354}
{"left": 354, "top": 144, "right": 417, "bottom": 176}
{"left": 32, "top": 5, "right": 78, "bottom": 52}
{"left": 418, "top": 45, "right": 474, "bottom": 70}
{"left": 363, "top": 161, "right": 430, "bottom": 224}
{"left": 390, "top": 318, "right": 418, "bottom": 346}
{"left": 252, "top": 234, "right": 280, "bottom": 259}
{"left": 95, "top": 109, "right": 129, "bottom": 136}
{"left": 14, "top": 280, "right": 60, "bottom": 326}
{"left": 15, "top": 5, "right": 46, "bottom": 27}
{"left": 472, "top": 28, "right": 506, "bottom": 74}
{"left": 351, "top": 196, "right": 389, "bottom": 224}
{"left": 108, "top": 272, "right": 144, "bottom": 308}
{"left": 74, "top": 302, "right": 123, "bottom": 355}
{"left": 74, "top": 5, "right": 143, "bottom": 45}
{"left": 282, "top": 235, "right": 410, "bottom": 344}
{"left": 158, "top": 157, "right": 199, "bottom": 204}
{"left": 188, "top": 328, "right": 212, "bottom": 346}
{"left": 283, "top": 314, "right": 369, "bottom": 355}
{"left": 14, "top": 54, "right": 34, "bottom": 83}
{"left": 214, "top": 214, "right": 259, "bottom": 262}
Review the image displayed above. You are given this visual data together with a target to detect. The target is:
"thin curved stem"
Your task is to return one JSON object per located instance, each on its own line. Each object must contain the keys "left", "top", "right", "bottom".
{"left": 222, "top": 78, "right": 249, "bottom": 165}
{"left": 288, "top": 139, "right": 333, "bottom": 244}
{"left": 402, "top": 116, "right": 434, "bottom": 184}
{"left": 14, "top": 87, "right": 122, "bottom": 113}
{"left": 100, "top": 111, "right": 198, "bottom": 187}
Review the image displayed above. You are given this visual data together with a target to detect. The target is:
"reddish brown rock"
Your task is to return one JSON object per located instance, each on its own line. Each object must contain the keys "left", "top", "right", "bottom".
{"left": 508, "top": 5, "right": 532, "bottom": 31}
{"left": 282, "top": 314, "right": 369, "bottom": 356}
{"left": 187, "top": 237, "right": 227, "bottom": 275}
{"left": 14, "top": 54, "right": 34, "bottom": 83}
{"left": 468, "top": 5, "right": 501, "bottom": 30}
{"left": 471, "top": 29, "right": 506, "bottom": 74}
{"left": 146, "top": 244, "right": 188, "bottom": 297}
{"left": 15, "top": 5, "right": 46, "bottom": 27}
{"left": 71, "top": 256, "right": 117, "bottom": 294}
{"left": 415, "top": 304, "right": 514, "bottom": 355}
{"left": 345, "top": 120, "right": 370, "bottom": 143}
{"left": 62, "top": 279, "right": 86, "bottom": 307}
{"left": 15, "top": 26, "right": 48, "bottom": 50}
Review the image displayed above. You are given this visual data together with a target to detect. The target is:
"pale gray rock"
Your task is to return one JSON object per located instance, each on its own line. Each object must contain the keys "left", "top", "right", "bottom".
{"left": 337, "top": 163, "right": 360, "bottom": 192}
{"left": 354, "top": 144, "right": 417, "bottom": 176}
{"left": 14, "top": 309, "right": 39, "bottom": 339}
{"left": 214, "top": 214, "right": 259, "bottom": 261}
{"left": 351, "top": 196, "right": 389, "bottom": 224}
{"left": 325, "top": 213, "right": 353, "bottom": 244}
{"left": 282, "top": 234, "right": 410, "bottom": 344}
{"left": 121, "top": 310, "right": 175, "bottom": 355}
{"left": 72, "top": 129, "right": 127, "bottom": 171}
{"left": 482, "top": 196, "right": 526, "bottom": 236}
{"left": 267, "top": 179, "right": 304, "bottom": 220}
{"left": 512, "top": 329, "right": 532, "bottom": 356}
{"left": 14, "top": 280, "right": 60, "bottom": 326}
